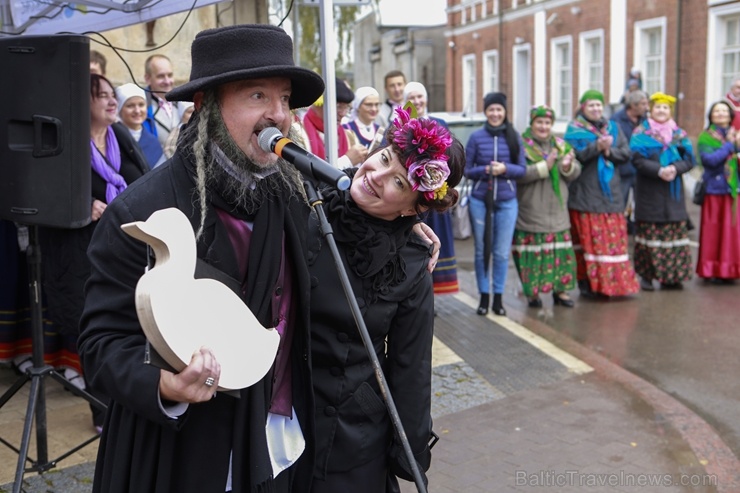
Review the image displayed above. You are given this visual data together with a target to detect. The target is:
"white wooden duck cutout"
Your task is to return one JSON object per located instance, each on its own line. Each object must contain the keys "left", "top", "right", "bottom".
{"left": 121, "top": 207, "right": 280, "bottom": 391}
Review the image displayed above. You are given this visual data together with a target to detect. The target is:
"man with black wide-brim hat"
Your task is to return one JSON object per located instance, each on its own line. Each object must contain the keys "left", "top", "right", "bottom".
{"left": 79, "top": 24, "right": 324, "bottom": 493}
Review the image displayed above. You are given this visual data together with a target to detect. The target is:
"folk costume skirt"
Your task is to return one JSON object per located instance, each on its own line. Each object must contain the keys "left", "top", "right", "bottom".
{"left": 424, "top": 210, "right": 459, "bottom": 294}
{"left": 696, "top": 194, "right": 740, "bottom": 279}
{"left": 634, "top": 221, "right": 692, "bottom": 284}
{"left": 569, "top": 210, "right": 639, "bottom": 297}
{"left": 512, "top": 229, "right": 577, "bottom": 298}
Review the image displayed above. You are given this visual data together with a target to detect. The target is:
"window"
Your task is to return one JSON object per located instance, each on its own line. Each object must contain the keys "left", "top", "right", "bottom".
{"left": 634, "top": 17, "right": 666, "bottom": 96}
{"left": 483, "top": 50, "right": 499, "bottom": 96}
{"left": 551, "top": 37, "right": 572, "bottom": 120}
{"left": 579, "top": 30, "right": 604, "bottom": 95}
{"left": 721, "top": 15, "right": 740, "bottom": 91}
{"left": 708, "top": 3, "right": 740, "bottom": 102}
{"left": 462, "top": 54, "right": 477, "bottom": 114}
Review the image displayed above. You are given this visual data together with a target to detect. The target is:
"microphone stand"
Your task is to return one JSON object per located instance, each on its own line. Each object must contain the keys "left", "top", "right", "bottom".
{"left": 303, "top": 179, "right": 428, "bottom": 493}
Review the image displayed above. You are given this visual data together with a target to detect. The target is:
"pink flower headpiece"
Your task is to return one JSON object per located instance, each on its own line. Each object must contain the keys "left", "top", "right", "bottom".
{"left": 390, "top": 106, "right": 453, "bottom": 201}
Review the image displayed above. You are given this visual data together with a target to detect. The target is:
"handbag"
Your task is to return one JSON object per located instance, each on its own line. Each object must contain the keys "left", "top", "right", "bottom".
{"left": 692, "top": 178, "right": 706, "bottom": 206}
{"left": 451, "top": 178, "right": 472, "bottom": 240}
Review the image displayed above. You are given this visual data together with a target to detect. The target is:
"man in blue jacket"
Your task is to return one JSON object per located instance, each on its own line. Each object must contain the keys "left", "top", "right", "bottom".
{"left": 610, "top": 90, "right": 648, "bottom": 234}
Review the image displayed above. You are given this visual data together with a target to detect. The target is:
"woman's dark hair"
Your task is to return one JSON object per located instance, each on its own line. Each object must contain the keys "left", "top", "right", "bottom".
{"left": 706, "top": 100, "right": 734, "bottom": 129}
{"left": 502, "top": 122, "right": 520, "bottom": 166}
{"left": 90, "top": 73, "right": 114, "bottom": 99}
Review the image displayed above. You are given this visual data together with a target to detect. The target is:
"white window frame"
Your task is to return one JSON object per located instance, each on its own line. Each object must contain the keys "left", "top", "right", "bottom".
{"left": 719, "top": 14, "right": 740, "bottom": 93}
{"left": 550, "top": 35, "right": 573, "bottom": 131}
{"left": 462, "top": 53, "right": 477, "bottom": 115}
{"left": 483, "top": 49, "right": 499, "bottom": 96}
{"left": 708, "top": 4, "right": 740, "bottom": 112}
{"left": 578, "top": 29, "right": 604, "bottom": 95}
{"left": 633, "top": 17, "right": 667, "bottom": 97}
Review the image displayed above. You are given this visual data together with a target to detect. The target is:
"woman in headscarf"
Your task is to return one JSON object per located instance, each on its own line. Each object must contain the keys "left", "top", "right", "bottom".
{"left": 513, "top": 105, "right": 581, "bottom": 308}
{"left": 403, "top": 81, "right": 459, "bottom": 295}
{"left": 465, "top": 92, "right": 527, "bottom": 315}
{"left": 343, "top": 86, "right": 382, "bottom": 148}
{"left": 115, "top": 82, "right": 165, "bottom": 168}
{"left": 630, "top": 92, "right": 695, "bottom": 290}
{"left": 564, "top": 89, "right": 639, "bottom": 298}
{"left": 308, "top": 107, "right": 464, "bottom": 491}
{"left": 695, "top": 100, "right": 740, "bottom": 283}
{"left": 39, "top": 73, "right": 150, "bottom": 430}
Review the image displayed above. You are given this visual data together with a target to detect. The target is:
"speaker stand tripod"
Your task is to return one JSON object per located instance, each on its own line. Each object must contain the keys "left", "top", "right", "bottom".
{"left": 0, "top": 225, "right": 107, "bottom": 493}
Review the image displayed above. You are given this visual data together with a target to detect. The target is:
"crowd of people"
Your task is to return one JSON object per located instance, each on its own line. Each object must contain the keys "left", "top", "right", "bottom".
{"left": 1, "top": 22, "right": 740, "bottom": 493}
{"left": 463, "top": 81, "right": 740, "bottom": 316}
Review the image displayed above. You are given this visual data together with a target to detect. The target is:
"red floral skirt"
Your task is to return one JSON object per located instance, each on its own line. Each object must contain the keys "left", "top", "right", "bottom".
{"left": 696, "top": 194, "right": 740, "bottom": 279}
{"left": 569, "top": 210, "right": 639, "bottom": 296}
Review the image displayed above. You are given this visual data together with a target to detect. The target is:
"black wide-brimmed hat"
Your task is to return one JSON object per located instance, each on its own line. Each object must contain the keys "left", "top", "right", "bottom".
{"left": 166, "top": 24, "right": 325, "bottom": 109}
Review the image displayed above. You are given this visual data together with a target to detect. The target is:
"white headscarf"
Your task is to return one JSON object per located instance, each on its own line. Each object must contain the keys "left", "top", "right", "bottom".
{"left": 403, "top": 82, "right": 428, "bottom": 116}
{"left": 115, "top": 83, "right": 147, "bottom": 116}
{"left": 350, "top": 86, "right": 380, "bottom": 121}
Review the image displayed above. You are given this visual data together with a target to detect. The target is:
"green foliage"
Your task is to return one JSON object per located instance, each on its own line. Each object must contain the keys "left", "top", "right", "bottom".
{"left": 404, "top": 101, "right": 418, "bottom": 118}
{"left": 298, "top": 4, "right": 362, "bottom": 74}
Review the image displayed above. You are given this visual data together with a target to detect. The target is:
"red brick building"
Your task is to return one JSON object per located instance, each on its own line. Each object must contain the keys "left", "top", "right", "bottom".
{"left": 445, "top": 0, "right": 740, "bottom": 139}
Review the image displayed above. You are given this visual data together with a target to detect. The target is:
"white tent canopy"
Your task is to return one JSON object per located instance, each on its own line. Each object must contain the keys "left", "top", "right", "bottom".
{"left": 0, "top": 0, "right": 221, "bottom": 36}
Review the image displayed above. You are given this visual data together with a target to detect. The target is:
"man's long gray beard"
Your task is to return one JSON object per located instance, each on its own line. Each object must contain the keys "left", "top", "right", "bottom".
{"left": 178, "top": 90, "right": 307, "bottom": 238}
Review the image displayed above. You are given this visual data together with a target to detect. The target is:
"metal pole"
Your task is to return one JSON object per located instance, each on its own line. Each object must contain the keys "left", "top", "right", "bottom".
{"left": 318, "top": 0, "right": 339, "bottom": 166}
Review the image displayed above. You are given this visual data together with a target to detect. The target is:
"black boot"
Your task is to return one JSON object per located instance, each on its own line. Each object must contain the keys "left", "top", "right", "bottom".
{"left": 476, "top": 293, "right": 489, "bottom": 315}
{"left": 491, "top": 293, "right": 506, "bottom": 316}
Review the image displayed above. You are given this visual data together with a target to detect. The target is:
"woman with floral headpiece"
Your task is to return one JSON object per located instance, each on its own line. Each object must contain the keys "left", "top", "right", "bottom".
{"left": 564, "top": 89, "right": 639, "bottom": 298}
{"left": 695, "top": 100, "right": 740, "bottom": 283}
{"left": 307, "top": 107, "right": 464, "bottom": 492}
{"left": 630, "top": 92, "right": 695, "bottom": 290}
{"left": 513, "top": 105, "right": 581, "bottom": 308}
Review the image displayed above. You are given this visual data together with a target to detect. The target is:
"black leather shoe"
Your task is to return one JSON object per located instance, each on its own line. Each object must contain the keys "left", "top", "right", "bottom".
{"left": 476, "top": 293, "right": 489, "bottom": 316}
{"left": 578, "top": 280, "right": 597, "bottom": 299}
{"left": 640, "top": 277, "right": 654, "bottom": 291}
{"left": 527, "top": 297, "right": 543, "bottom": 308}
{"left": 553, "top": 292, "right": 575, "bottom": 308}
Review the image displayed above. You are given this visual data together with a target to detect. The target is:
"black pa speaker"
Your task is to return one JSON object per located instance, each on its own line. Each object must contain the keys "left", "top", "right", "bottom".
{"left": 0, "top": 34, "right": 91, "bottom": 228}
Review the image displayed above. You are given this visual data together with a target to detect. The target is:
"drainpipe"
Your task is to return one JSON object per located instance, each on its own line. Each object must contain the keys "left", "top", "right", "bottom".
{"left": 674, "top": 0, "right": 682, "bottom": 121}
{"left": 499, "top": 0, "right": 505, "bottom": 95}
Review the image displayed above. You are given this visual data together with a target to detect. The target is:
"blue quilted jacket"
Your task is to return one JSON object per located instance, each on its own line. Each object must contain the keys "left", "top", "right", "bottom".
{"left": 464, "top": 127, "right": 527, "bottom": 203}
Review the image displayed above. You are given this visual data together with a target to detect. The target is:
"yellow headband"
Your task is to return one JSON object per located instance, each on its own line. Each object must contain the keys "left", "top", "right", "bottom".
{"left": 650, "top": 92, "right": 676, "bottom": 107}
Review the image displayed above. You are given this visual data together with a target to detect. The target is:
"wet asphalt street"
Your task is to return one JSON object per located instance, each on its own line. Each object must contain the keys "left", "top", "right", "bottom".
{"left": 455, "top": 198, "right": 740, "bottom": 460}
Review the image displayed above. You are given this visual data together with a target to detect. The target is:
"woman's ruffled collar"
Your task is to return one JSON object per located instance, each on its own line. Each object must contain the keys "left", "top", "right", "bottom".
{"left": 321, "top": 168, "right": 418, "bottom": 302}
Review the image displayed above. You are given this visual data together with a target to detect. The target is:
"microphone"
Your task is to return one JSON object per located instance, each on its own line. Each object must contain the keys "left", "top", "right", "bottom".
{"left": 258, "top": 127, "right": 351, "bottom": 190}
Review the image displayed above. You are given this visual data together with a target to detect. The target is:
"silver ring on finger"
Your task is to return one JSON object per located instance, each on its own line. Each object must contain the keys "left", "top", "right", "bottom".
{"left": 204, "top": 376, "right": 215, "bottom": 387}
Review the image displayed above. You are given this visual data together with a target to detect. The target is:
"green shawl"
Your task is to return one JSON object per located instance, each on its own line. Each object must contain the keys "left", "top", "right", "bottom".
{"left": 521, "top": 128, "right": 573, "bottom": 207}
{"left": 698, "top": 125, "right": 738, "bottom": 215}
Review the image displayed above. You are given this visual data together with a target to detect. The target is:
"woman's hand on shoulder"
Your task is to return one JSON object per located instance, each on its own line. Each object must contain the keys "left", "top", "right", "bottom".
{"left": 413, "top": 222, "right": 440, "bottom": 273}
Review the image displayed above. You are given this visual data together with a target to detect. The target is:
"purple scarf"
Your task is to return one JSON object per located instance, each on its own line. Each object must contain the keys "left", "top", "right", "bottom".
{"left": 90, "top": 126, "right": 126, "bottom": 203}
